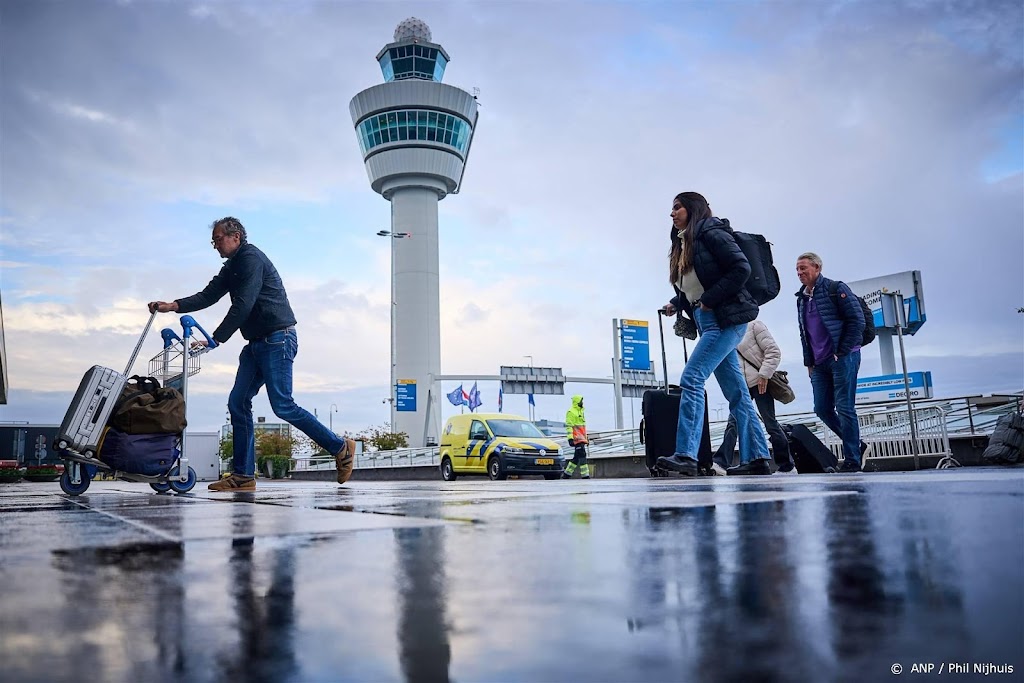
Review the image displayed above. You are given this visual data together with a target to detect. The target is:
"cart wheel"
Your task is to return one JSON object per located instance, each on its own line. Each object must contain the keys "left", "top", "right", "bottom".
{"left": 168, "top": 467, "right": 197, "bottom": 494}
{"left": 150, "top": 481, "right": 172, "bottom": 493}
{"left": 60, "top": 468, "right": 91, "bottom": 496}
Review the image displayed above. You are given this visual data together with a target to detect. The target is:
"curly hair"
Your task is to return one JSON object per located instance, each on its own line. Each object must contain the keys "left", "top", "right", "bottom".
{"left": 212, "top": 217, "right": 247, "bottom": 245}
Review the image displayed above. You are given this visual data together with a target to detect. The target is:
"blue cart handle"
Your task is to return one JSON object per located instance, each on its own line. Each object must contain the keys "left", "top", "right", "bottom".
{"left": 179, "top": 315, "right": 218, "bottom": 349}
{"left": 161, "top": 328, "right": 183, "bottom": 349}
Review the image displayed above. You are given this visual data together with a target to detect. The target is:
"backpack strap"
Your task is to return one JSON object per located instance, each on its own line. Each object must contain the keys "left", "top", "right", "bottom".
{"left": 827, "top": 280, "right": 847, "bottom": 318}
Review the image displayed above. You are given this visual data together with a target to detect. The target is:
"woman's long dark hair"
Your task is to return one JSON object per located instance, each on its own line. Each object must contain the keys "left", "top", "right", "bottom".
{"left": 668, "top": 192, "right": 712, "bottom": 283}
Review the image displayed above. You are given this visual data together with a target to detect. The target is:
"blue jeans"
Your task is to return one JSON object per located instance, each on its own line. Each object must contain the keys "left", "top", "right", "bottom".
{"left": 228, "top": 328, "right": 344, "bottom": 476}
{"left": 675, "top": 308, "right": 770, "bottom": 464}
{"left": 810, "top": 351, "right": 861, "bottom": 464}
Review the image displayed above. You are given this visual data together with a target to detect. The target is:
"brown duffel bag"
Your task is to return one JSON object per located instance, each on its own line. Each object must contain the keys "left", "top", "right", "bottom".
{"left": 108, "top": 375, "right": 187, "bottom": 434}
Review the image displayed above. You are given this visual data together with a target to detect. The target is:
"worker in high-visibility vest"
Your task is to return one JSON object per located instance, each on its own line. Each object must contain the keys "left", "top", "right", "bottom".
{"left": 563, "top": 394, "right": 590, "bottom": 479}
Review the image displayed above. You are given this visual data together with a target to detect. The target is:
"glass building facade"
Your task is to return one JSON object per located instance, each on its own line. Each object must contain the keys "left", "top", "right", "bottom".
{"left": 378, "top": 44, "right": 448, "bottom": 82}
{"left": 356, "top": 109, "right": 472, "bottom": 155}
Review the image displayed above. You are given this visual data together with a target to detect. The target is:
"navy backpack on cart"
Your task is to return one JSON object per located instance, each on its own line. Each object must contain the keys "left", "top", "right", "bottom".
{"left": 99, "top": 429, "right": 179, "bottom": 476}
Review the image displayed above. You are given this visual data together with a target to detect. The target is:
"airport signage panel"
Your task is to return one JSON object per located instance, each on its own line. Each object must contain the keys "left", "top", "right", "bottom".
{"left": 847, "top": 270, "right": 926, "bottom": 335}
{"left": 621, "top": 319, "right": 650, "bottom": 371}
{"left": 396, "top": 379, "right": 417, "bottom": 412}
{"left": 856, "top": 372, "right": 933, "bottom": 404}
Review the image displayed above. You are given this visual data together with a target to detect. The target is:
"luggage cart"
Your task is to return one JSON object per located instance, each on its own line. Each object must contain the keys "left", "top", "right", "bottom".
{"left": 56, "top": 314, "right": 218, "bottom": 495}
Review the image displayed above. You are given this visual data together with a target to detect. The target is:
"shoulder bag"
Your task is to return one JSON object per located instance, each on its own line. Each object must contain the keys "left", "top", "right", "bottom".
{"left": 736, "top": 349, "right": 796, "bottom": 404}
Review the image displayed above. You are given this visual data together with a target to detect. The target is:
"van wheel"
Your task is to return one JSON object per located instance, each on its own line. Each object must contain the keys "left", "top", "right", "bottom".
{"left": 441, "top": 458, "right": 457, "bottom": 481}
{"left": 488, "top": 456, "right": 506, "bottom": 481}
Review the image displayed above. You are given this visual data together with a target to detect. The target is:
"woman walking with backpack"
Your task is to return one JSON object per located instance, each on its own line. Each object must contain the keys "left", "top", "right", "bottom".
{"left": 656, "top": 192, "right": 772, "bottom": 476}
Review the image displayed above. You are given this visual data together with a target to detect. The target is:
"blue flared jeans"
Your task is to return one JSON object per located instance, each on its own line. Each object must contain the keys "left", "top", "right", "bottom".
{"left": 674, "top": 308, "right": 770, "bottom": 465}
{"left": 228, "top": 328, "right": 344, "bottom": 476}
{"left": 810, "top": 351, "right": 862, "bottom": 464}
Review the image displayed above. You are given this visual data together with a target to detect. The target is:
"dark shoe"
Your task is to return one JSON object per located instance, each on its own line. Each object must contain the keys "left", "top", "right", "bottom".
{"left": 838, "top": 459, "right": 862, "bottom": 473}
{"left": 335, "top": 438, "right": 357, "bottom": 485}
{"left": 208, "top": 473, "right": 256, "bottom": 492}
{"left": 656, "top": 455, "right": 698, "bottom": 477}
{"left": 698, "top": 466, "right": 718, "bottom": 477}
{"left": 561, "top": 471, "right": 572, "bottom": 479}
{"left": 581, "top": 475, "right": 591, "bottom": 480}
{"left": 726, "top": 459, "right": 772, "bottom": 476}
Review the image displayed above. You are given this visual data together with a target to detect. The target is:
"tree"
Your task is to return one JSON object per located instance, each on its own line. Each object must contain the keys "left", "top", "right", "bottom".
{"left": 358, "top": 423, "right": 409, "bottom": 451}
{"left": 218, "top": 434, "right": 233, "bottom": 462}
{"left": 256, "top": 430, "right": 296, "bottom": 456}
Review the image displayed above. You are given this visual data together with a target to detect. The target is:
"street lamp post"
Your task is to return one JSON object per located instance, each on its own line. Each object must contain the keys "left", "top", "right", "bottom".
{"left": 376, "top": 229, "right": 411, "bottom": 429}
{"left": 330, "top": 403, "right": 338, "bottom": 433}
{"left": 523, "top": 355, "right": 534, "bottom": 421}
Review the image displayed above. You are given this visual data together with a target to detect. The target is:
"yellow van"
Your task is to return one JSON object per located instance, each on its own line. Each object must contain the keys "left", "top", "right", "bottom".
{"left": 439, "top": 413, "right": 566, "bottom": 481}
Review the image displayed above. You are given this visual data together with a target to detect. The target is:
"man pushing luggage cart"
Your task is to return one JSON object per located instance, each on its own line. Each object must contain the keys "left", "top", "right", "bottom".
{"left": 147, "top": 217, "right": 357, "bottom": 492}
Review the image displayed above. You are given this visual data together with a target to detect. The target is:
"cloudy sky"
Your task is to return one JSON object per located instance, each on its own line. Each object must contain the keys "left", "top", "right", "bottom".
{"left": 1, "top": 0, "right": 1021, "bottom": 438}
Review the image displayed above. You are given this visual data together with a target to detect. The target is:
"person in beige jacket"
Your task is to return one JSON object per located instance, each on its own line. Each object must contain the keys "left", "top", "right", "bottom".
{"left": 712, "top": 320, "right": 795, "bottom": 474}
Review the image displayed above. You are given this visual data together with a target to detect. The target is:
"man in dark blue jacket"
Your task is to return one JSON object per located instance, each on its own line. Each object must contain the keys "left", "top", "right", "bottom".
{"left": 149, "top": 217, "right": 356, "bottom": 491}
{"left": 795, "top": 252, "right": 865, "bottom": 473}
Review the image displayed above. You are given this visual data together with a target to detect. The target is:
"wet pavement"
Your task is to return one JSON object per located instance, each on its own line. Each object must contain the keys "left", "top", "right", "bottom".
{"left": 1, "top": 469, "right": 1022, "bottom": 683}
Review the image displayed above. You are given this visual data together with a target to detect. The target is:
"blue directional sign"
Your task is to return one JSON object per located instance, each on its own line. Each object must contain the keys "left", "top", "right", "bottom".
{"left": 620, "top": 319, "right": 651, "bottom": 371}
{"left": 395, "top": 379, "right": 417, "bottom": 412}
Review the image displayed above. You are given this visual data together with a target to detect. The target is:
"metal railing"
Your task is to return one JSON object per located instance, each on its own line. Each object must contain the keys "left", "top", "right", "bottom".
{"left": 289, "top": 392, "right": 1020, "bottom": 474}
{"left": 821, "top": 405, "right": 951, "bottom": 463}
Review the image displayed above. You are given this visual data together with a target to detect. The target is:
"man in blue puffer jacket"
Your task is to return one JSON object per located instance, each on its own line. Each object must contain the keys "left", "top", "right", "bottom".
{"left": 795, "top": 252, "right": 865, "bottom": 473}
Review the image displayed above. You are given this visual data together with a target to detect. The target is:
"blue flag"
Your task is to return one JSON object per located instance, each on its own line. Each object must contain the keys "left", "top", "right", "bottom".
{"left": 447, "top": 385, "right": 467, "bottom": 407}
{"left": 528, "top": 393, "right": 535, "bottom": 407}
{"left": 468, "top": 382, "right": 482, "bottom": 412}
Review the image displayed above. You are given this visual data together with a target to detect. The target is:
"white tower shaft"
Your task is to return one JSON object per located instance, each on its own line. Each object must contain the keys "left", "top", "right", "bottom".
{"left": 392, "top": 186, "right": 442, "bottom": 445}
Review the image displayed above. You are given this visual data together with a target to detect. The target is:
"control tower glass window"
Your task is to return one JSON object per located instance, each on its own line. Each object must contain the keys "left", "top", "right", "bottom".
{"left": 357, "top": 109, "right": 472, "bottom": 155}
{"left": 378, "top": 44, "right": 447, "bottom": 82}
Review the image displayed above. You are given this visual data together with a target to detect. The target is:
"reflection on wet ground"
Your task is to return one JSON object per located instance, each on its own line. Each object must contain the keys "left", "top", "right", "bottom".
{"left": 0, "top": 470, "right": 1021, "bottom": 682}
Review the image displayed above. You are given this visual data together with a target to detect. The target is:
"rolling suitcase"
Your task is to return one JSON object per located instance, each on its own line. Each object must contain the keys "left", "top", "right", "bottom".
{"left": 639, "top": 309, "right": 712, "bottom": 476}
{"left": 782, "top": 423, "right": 838, "bottom": 473}
{"left": 55, "top": 313, "right": 157, "bottom": 459}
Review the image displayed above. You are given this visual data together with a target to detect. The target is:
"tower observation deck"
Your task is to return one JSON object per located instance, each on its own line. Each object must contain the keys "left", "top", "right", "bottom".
{"left": 350, "top": 18, "right": 479, "bottom": 447}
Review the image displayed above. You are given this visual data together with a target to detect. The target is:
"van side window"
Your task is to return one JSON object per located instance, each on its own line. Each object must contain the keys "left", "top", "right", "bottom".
{"left": 469, "top": 421, "right": 488, "bottom": 440}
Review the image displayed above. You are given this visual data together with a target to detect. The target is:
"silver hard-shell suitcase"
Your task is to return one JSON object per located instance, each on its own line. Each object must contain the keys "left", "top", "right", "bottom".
{"left": 54, "top": 313, "right": 157, "bottom": 458}
{"left": 56, "top": 366, "right": 128, "bottom": 458}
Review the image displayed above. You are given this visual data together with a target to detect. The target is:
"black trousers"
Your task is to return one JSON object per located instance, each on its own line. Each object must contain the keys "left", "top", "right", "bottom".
{"left": 714, "top": 386, "right": 793, "bottom": 468}
{"left": 569, "top": 441, "right": 588, "bottom": 464}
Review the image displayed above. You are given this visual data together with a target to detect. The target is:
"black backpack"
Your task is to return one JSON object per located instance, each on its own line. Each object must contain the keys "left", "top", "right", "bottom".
{"left": 733, "top": 232, "right": 780, "bottom": 305}
{"left": 829, "top": 281, "right": 876, "bottom": 346}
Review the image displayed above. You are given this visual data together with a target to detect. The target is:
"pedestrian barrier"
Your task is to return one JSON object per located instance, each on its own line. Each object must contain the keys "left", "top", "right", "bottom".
{"left": 822, "top": 405, "right": 951, "bottom": 465}
{"left": 285, "top": 394, "right": 1019, "bottom": 475}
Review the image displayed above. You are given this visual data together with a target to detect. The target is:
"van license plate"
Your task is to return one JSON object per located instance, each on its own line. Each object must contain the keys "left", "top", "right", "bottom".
{"left": 535, "top": 458, "right": 554, "bottom": 465}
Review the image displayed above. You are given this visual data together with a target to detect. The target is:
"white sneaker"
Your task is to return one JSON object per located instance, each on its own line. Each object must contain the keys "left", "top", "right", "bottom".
{"left": 775, "top": 466, "right": 798, "bottom": 475}
{"left": 711, "top": 462, "right": 728, "bottom": 477}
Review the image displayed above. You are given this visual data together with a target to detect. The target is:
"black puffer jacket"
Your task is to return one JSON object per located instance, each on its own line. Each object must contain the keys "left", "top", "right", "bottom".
{"left": 670, "top": 217, "right": 759, "bottom": 329}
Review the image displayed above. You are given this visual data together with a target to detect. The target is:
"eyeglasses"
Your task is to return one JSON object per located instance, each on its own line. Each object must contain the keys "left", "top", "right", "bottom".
{"left": 211, "top": 234, "right": 231, "bottom": 246}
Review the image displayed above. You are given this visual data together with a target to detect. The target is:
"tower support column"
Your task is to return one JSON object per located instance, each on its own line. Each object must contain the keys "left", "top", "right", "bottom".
{"left": 392, "top": 185, "right": 442, "bottom": 445}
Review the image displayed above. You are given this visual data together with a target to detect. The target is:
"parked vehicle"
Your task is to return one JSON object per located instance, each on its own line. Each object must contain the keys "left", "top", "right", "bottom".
{"left": 439, "top": 413, "right": 565, "bottom": 481}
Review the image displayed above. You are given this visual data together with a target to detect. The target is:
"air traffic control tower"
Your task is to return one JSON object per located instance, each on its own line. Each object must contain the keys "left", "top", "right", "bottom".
{"left": 350, "top": 18, "right": 478, "bottom": 447}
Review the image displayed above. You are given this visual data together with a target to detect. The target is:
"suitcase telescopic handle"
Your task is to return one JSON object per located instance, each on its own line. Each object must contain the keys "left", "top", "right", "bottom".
{"left": 657, "top": 307, "right": 670, "bottom": 391}
{"left": 180, "top": 315, "right": 218, "bottom": 349}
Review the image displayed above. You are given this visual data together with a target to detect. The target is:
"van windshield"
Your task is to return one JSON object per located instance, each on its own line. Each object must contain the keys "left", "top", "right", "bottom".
{"left": 486, "top": 419, "right": 545, "bottom": 438}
